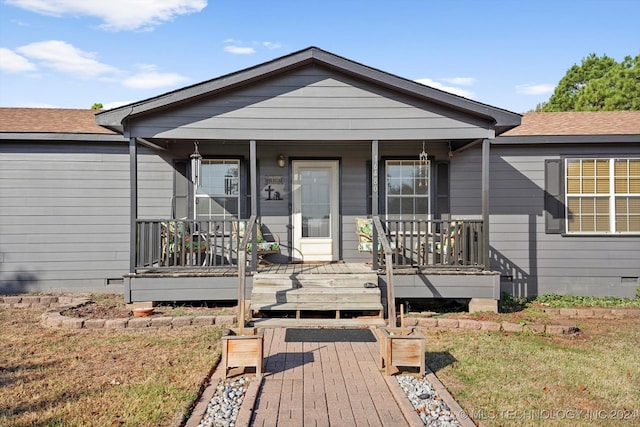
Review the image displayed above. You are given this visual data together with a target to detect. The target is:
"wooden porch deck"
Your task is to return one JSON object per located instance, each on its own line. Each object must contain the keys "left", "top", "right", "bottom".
{"left": 243, "top": 328, "right": 421, "bottom": 427}
{"left": 132, "top": 262, "right": 375, "bottom": 277}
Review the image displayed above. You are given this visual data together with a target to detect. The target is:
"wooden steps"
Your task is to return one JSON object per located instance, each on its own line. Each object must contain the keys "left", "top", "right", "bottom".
{"left": 250, "top": 272, "right": 383, "bottom": 322}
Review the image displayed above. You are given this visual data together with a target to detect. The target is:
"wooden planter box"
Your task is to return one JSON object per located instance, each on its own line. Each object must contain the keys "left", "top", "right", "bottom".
{"left": 379, "top": 327, "right": 425, "bottom": 376}
{"left": 221, "top": 328, "right": 264, "bottom": 378}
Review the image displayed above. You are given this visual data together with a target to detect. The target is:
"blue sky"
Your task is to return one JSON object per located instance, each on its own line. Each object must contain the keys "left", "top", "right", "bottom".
{"left": 0, "top": 0, "right": 638, "bottom": 113}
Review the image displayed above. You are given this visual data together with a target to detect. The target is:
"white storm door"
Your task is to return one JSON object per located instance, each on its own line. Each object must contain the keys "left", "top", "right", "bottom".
{"left": 292, "top": 160, "right": 339, "bottom": 261}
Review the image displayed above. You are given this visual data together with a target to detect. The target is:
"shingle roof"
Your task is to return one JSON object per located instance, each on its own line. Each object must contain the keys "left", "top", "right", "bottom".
{"left": 502, "top": 111, "right": 640, "bottom": 136}
{"left": 0, "top": 108, "right": 116, "bottom": 134}
{"left": 1, "top": 108, "right": 639, "bottom": 138}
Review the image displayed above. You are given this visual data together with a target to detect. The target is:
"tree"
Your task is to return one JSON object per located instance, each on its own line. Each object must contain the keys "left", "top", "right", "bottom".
{"left": 539, "top": 53, "right": 640, "bottom": 111}
{"left": 91, "top": 103, "right": 103, "bottom": 110}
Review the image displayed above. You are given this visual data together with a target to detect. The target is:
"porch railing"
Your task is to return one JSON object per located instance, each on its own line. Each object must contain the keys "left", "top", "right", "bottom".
{"left": 135, "top": 218, "right": 255, "bottom": 270}
{"left": 135, "top": 217, "right": 484, "bottom": 271}
{"left": 375, "top": 218, "right": 485, "bottom": 269}
{"left": 372, "top": 216, "right": 396, "bottom": 326}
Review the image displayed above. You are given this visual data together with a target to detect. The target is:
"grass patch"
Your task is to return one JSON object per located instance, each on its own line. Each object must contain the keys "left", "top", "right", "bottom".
{"left": 426, "top": 314, "right": 640, "bottom": 426}
{"left": 0, "top": 307, "right": 223, "bottom": 427}
{"left": 534, "top": 293, "right": 640, "bottom": 308}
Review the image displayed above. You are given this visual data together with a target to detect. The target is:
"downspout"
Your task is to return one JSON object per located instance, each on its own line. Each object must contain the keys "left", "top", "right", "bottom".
{"left": 127, "top": 134, "right": 137, "bottom": 304}
{"left": 123, "top": 108, "right": 135, "bottom": 304}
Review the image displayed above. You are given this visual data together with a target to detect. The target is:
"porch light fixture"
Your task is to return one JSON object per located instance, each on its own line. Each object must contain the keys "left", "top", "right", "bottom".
{"left": 190, "top": 141, "right": 202, "bottom": 187}
{"left": 277, "top": 154, "right": 286, "bottom": 168}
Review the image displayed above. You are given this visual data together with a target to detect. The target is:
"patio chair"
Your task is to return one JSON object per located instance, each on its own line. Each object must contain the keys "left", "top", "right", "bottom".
{"left": 422, "top": 221, "right": 462, "bottom": 264}
{"left": 233, "top": 221, "right": 281, "bottom": 265}
{"left": 355, "top": 217, "right": 398, "bottom": 261}
{"left": 160, "top": 220, "right": 208, "bottom": 266}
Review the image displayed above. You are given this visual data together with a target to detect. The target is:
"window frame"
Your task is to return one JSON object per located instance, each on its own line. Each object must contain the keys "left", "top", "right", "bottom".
{"left": 195, "top": 158, "right": 242, "bottom": 222}
{"left": 564, "top": 157, "right": 640, "bottom": 235}
{"left": 384, "top": 159, "right": 431, "bottom": 220}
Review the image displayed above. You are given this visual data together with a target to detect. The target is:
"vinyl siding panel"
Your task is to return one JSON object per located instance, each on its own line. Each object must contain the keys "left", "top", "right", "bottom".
{"left": 389, "top": 274, "right": 500, "bottom": 299}
{"left": 130, "top": 276, "right": 241, "bottom": 301}
{"left": 489, "top": 143, "right": 640, "bottom": 298}
{"left": 449, "top": 148, "right": 482, "bottom": 216}
{"left": 0, "top": 141, "right": 171, "bottom": 293}
{"left": 129, "top": 65, "right": 494, "bottom": 141}
{"left": 138, "top": 151, "right": 174, "bottom": 219}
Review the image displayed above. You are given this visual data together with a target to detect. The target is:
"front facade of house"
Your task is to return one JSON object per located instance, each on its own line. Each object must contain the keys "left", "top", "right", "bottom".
{"left": 1, "top": 47, "right": 638, "bottom": 305}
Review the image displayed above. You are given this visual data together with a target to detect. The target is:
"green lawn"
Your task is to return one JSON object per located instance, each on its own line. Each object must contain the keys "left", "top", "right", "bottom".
{"left": 425, "top": 313, "right": 640, "bottom": 426}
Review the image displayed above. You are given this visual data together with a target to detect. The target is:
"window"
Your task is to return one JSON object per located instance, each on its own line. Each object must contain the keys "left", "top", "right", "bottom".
{"left": 385, "top": 160, "right": 430, "bottom": 219}
{"left": 195, "top": 160, "right": 240, "bottom": 221}
{"left": 565, "top": 158, "right": 640, "bottom": 233}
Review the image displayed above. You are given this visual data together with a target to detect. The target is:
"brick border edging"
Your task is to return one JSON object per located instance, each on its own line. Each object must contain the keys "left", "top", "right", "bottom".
{"left": 0, "top": 295, "right": 84, "bottom": 310}
{"left": 4, "top": 296, "right": 635, "bottom": 333}
{"left": 0, "top": 296, "right": 237, "bottom": 330}
{"left": 397, "top": 307, "right": 640, "bottom": 335}
{"left": 401, "top": 317, "right": 581, "bottom": 335}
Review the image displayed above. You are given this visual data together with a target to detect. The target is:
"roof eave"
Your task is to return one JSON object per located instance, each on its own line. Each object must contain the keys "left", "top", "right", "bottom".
{"left": 96, "top": 46, "right": 521, "bottom": 134}
{"left": 493, "top": 134, "right": 640, "bottom": 144}
{"left": 0, "top": 132, "right": 127, "bottom": 142}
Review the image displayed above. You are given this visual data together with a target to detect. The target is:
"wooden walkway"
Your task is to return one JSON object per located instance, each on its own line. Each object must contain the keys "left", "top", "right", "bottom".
{"left": 247, "top": 328, "right": 418, "bottom": 427}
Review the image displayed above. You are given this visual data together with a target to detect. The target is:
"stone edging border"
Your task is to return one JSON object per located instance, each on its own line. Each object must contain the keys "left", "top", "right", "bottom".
{"left": 3, "top": 295, "right": 635, "bottom": 333}
{"left": 397, "top": 307, "right": 637, "bottom": 336}
{"left": 401, "top": 317, "right": 579, "bottom": 335}
{"left": 0, "top": 295, "right": 237, "bottom": 330}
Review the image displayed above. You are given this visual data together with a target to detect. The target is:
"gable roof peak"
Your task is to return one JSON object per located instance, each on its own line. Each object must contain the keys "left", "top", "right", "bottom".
{"left": 96, "top": 46, "right": 520, "bottom": 134}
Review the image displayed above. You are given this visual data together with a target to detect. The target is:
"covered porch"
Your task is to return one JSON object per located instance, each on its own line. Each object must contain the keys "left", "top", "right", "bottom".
{"left": 127, "top": 213, "right": 499, "bottom": 321}
{"left": 95, "top": 47, "right": 519, "bottom": 318}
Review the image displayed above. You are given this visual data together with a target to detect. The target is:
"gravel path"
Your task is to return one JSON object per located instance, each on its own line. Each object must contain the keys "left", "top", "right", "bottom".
{"left": 397, "top": 375, "right": 462, "bottom": 426}
{"left": 195, "top": 374, "right": 463, "bottom": 427}
{"left": 196, "top": 376, "right": 251, "bottom": 427}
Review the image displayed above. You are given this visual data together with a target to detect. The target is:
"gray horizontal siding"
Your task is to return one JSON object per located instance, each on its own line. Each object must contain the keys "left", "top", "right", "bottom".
{"left": 129, "top": 276, "right": 242, "bottom": 301}
{"left": 0, "top": 142, "right": 171, "bottom": 294}
{"left": 450, "top": 148, "right": 481, "bottom": 216}
{"left": 129, "top": 65, "right": 494, "bottom": 141}
{"left": 137, "top": 151, "right": 174, "bottom": 219}
{"left": 389, "top": 274, "right": 499, "bottom": 299}
{"left": 489, "top": 144, "right": 640, "bottom": 298}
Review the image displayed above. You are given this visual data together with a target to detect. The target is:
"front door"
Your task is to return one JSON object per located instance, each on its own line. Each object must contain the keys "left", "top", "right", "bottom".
{"left": 292, "top": 160, "right": 339, "bottom": 261}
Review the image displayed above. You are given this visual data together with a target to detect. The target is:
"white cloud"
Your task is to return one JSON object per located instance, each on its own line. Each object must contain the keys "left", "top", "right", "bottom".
{"left": 516, "top": 83, "right": 555, "bottom": 95}
{"left": 263, "top": 41, "right": 281, "bottom": 50}
{"left": 414, "top": 78, "right": 475, "bottom": 99}
{"left": 123, "top": 64, "right": 188, "bottom": 89}
{"left": 223, "top": 39, "right": 281, "bottom": 55}
{"left": 440, "top": 77, "right": 476, "bottom": 86}
{"left": 5, "top": 0, "right": 207, "bottom": 31}
{"left": 224, "top": 45, "right": 256, "bottom": 55}
{"left": 0, "top": 48, "right": 37, "bottom": 72}
{"left": 16, "top": 40, "right": 121, "bottom": 78}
